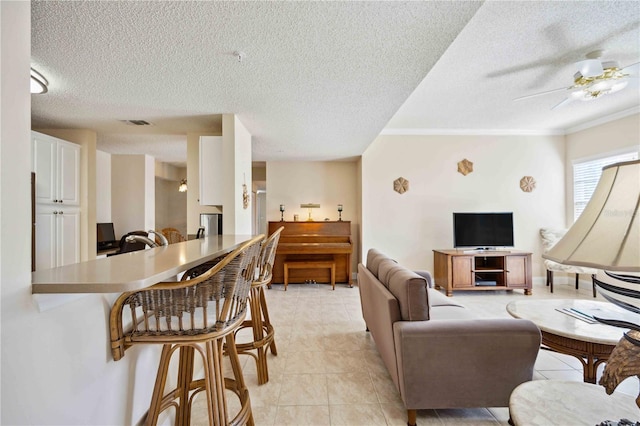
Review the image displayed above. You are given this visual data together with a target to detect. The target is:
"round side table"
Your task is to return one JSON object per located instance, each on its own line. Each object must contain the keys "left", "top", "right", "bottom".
{"left": 509, "top": 380, "right": 639, "bottom": 426}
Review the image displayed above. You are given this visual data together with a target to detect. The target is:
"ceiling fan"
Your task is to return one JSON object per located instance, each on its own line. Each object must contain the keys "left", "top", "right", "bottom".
{"left": 514, "top": 50, "right": 639, "bottom": 110}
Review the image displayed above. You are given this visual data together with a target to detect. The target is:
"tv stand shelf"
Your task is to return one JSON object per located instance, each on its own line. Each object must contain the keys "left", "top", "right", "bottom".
{"left": 433, "top": 249, "right": 532, "bottom": 297}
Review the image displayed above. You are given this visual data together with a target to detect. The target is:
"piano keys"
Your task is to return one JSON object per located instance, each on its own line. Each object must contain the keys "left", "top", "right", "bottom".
{"left": 268, "top": 221, "right": 353, "bottom": 286}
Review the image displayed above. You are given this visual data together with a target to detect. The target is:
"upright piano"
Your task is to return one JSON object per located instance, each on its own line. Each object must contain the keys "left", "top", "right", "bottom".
{"left": 268, "top": 221, "right": 353, "bottom": 285}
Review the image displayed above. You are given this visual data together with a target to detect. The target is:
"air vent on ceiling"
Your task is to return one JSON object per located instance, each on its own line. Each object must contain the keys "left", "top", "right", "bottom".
{"left": 120, "top": 119, "right": 153, "bottom": 126}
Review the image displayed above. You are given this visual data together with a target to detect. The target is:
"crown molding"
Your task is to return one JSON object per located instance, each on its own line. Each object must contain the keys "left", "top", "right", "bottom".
{"left": 379, "top": 128, "right": 565, "bottom": 136}
{"left": 380, "top": 105, "right": 640, "bottom": 137}
{"left": 565, "top": 106, "right": 640, "bottom": 134}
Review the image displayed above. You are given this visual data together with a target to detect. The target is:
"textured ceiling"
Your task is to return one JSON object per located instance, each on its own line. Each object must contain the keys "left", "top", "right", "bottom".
{"left": 385, "top": 1, "right": 640, "bottom": 132}
{"left": 31, "top": 2, "right": 640, "bottom": 166}
{"left": 30, "top": 1, "right": 481, "bottom": 165}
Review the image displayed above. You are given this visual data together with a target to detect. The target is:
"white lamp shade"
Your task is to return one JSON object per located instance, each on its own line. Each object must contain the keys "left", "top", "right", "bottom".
{"left": 543, "top": 160, "right": 639, "bottom": 272}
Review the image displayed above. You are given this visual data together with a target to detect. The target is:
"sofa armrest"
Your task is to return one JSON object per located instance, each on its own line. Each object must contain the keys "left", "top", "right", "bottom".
{"left": 393, "top": 318, "right": 540, "bottom": 409}
{"left": 413, "top": 270, "right": 433, "bottom": 288}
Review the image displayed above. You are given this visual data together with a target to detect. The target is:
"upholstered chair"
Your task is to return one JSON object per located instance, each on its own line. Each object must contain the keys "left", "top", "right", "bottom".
{"left": 540, "top": 228, "right": 597, "bottom": 297}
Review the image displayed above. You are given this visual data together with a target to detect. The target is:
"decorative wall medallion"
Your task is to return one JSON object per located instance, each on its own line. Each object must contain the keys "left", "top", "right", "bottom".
{"left": 457, "top": 159, "right": 473, "bottom": 176}
{"left": 520, "top": 176, "right": 536, "bottom": 192}
{"left": 393, "top": 177, "right": 409, "bottom": 194}
{"left": 242, "top": 183, "right": 249, "bottom": 209}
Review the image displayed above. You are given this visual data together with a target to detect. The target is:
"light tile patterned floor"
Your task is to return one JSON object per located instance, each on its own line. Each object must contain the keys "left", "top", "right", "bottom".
{"left": 191, "top": 278, "right": 638, "bottom": 425}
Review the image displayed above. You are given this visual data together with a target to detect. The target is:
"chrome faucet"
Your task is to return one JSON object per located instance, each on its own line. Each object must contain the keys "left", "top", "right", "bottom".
{"left": 147, "top": 230, "right": 169, "bottom": 246}
{"left": 125, "top": 235, "right": 158, "bottom": 248}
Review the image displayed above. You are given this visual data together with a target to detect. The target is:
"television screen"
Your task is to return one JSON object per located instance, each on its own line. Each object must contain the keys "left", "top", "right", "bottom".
{"left": 453, "top": 212, "right": 514, "bottom": 248}
{"left": 97, "top": 223, "right": 116, "bottom": 244}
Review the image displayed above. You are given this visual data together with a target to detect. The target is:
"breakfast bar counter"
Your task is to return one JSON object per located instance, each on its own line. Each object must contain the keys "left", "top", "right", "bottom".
{"left": 32, "top": 235, "right": 255, "bottom": 294}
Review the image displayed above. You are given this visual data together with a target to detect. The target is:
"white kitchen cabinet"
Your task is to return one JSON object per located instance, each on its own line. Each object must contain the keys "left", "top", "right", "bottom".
{"left": 32, "top": 131, "right": 81, "bottom": 271}
{"left": 32, "top": 131, "right": 80, "bottom": 206}
{"left": 199, "top": 136, "right": 224, "bottom": 206}
{"left": 35, "top": 205, "right": 80, "bottom": 270}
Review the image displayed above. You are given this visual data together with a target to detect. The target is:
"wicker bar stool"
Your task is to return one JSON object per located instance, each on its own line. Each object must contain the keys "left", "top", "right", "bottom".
{"left": 110, "top": 235, "right": 264, "bottom": 426}
{"left": 232, "top": 226, "right": 284, "bottom": 385}
{"left": 162, "top": 227, "right": 186, "bottom": 244}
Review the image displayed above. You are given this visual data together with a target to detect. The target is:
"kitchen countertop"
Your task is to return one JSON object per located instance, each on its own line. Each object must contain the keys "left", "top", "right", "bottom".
{"left": 32, "top": 234, "right": 255, "bottom": 294}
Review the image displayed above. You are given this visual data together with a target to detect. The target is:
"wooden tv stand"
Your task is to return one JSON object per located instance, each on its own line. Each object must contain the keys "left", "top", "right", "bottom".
{"left": 433, "top": 249, "right": 532, "bottom": 297}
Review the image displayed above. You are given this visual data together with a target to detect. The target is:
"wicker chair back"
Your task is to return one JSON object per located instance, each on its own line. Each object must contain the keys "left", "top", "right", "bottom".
{"left": 161, "top": 227, "right": 186, "bottom": 244}
{"left": 257, "top": 226, "right": 284, "bottom": 285}
{"left": 110, "top": 235, "right": 264, "bottom": 361}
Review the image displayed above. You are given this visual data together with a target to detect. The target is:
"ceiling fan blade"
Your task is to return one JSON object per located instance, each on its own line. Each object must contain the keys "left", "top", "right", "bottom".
{"left": 575, "top": 59, "right": 604, "bottom": 78}
{"left": 513, "top": 87, "right": 568, "bottom": 102}
{"left": 551, "top": 97, "right": 572, "bottom": 110}
{"left": 621, "top": 61, "right": 640, "bottom": 71}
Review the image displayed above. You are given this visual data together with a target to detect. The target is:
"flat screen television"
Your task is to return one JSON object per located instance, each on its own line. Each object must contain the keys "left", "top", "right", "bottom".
{"left": 453, "top": 212, "right": 514, "bottom": 249}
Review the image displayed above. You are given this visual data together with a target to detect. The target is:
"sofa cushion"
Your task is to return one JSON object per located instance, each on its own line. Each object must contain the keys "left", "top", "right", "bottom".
{"left": 378, "top": 259, "right": 400, "bottom": 288}
{"left": 427, "top": 288, "right": 464, "bottom": 308}
{"left": 428, "top": 305, "right": 475, "bottom": 320}
{"left": 387, "top": 268, "right": 430, "bottom": 321}
{"left": 366, "top": 249, "right": 388, "bottom": 278}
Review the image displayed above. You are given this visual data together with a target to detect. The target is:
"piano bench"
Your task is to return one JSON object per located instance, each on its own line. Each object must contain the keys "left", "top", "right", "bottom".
{"left": 284, "top": 261, "right": 336, "bottom": 291}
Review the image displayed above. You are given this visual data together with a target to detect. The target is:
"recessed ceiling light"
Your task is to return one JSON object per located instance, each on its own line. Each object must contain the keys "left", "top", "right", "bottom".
{"left": 30, "top": 68, "right": 48, "bottom": 94}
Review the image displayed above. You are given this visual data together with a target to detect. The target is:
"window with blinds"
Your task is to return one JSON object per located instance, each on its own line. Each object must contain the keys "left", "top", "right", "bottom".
{"left": 573, "top": 151, "right": 639, "bottom": 221}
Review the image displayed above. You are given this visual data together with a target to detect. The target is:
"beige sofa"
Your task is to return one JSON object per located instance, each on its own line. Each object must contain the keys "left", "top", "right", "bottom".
{"left": 358, "top": 249, "right": 541, "bottom": 426}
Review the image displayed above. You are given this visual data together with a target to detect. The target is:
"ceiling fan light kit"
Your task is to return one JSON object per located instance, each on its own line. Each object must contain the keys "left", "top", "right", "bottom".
{"left": 571, "top": 62, "right": 629, "bottom": 101}
{"left": 575, "top": 59, "right": 604, "bottom": 78}
{"left": 514, "top": 52, "right": 637, "bottom": 108}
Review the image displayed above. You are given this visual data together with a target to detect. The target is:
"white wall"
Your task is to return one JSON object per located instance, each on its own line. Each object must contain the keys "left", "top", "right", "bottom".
{"left": 143, "top": 155, "right": 155, "bottom": 231}
{"left": 186, "top": 132, "right": 222, "bottom": 236}
{"left": 565, "top": 113, "right": 640, "bottom": 225}
{"left": 111, "top": 154, "right": 155, "bottom": 237}
{"left": 266, "top": 160, "right": 360, "bottom": 274}
{"left": 95, "top": 150, "right": 112, "bottom": 223}
{"left": 1, "top": 3, "right": 33, "bottom": 420}
{"left": 222, "top": 114, "right": 253, "bottom": 235}
{"left": 361, "top": 134, "right": 566, "bottom": 279}
{"left": 185, "top": 116, "right": 253, "bottom": 236}
{"left": 155, "top": 177, "right": 187, "bottom": 236}
{"left": 2, "top": 5, "right": 159, "bottom": 425}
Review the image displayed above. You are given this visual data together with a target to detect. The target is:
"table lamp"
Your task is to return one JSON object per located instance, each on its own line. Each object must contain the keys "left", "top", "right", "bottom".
{"left": 543, "top": 159, "right": 640, "bottom": 406}
{"left": 300, "top": 203, "right": 320, "bottom": 221}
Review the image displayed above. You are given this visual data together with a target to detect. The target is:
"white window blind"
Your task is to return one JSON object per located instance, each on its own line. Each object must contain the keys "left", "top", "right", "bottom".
{"left": 573, "top": 151, "right": 638, "bottom": 221}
